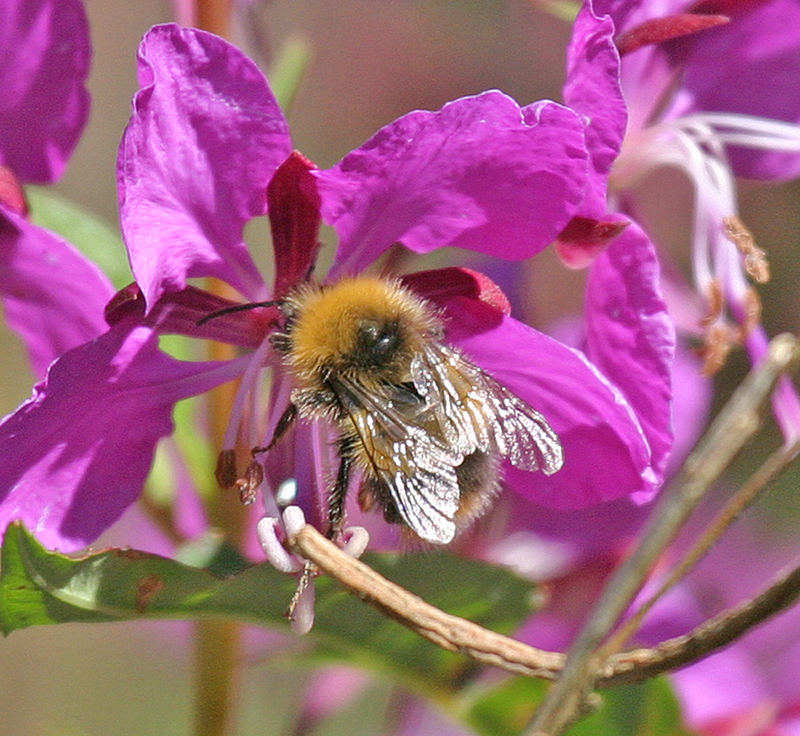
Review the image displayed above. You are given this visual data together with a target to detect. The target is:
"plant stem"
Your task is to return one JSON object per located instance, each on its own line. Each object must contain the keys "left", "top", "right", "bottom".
{"left": 606, "top": 437, "right": 800, "bottom": 652}
{"left": 524, "top": 333, "right": 799, "bottom": 735}
{"left": 194, "top": 619, "right": 242, "bottom": 736}
{"left": 197, "top": 0, "right": 232, "bottom": 38}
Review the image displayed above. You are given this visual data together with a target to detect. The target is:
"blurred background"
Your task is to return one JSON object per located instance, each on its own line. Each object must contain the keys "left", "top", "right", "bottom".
{"left": 1, "top": 1, "right": 798, "bottom": 734}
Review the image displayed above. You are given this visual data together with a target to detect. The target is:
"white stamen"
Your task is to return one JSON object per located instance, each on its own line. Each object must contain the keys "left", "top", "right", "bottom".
{"left": 257, "top": 516, "right": 303, "bottom": 573}
{"left": 289, "top": 581, "right": 316, "bottom": 635}
{"left": 340, "top": 526, "right": 370, "bottom": 558}
{"left": 283, "top": 505, "right": 307, "bottom": 537}
{"left": 221, "top": 336, "right": 274, "bottom": 451}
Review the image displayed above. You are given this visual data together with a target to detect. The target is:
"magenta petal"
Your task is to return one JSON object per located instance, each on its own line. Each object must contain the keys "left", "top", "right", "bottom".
{"left": 118, "top": 24, "right": 291, "bottom": 307}
{"left": 585, "top": 223, "right": 675, "bottom": 493}
{"left": 0, "top": 206, "right": 115, "bottom": 378}
{"left": 0, "top": 0, "right": 90, "bottom": 183}
{"left": 318, "top": 91, "right": 588, "bottom": 276}
{"left": 672, "top": 0, "right": 800, "bottom": 179}
{"left": 447, "top": 311, "right": 654, "bottom": 509}
{"left": 564, "top": 1, "right": 627, "bottom": 217}
{"left": 0, "top": 322, "right": 248, "bottom": 551}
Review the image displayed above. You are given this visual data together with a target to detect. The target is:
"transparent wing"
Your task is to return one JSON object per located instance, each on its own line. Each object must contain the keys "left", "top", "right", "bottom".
{"left": 414, "top": 344, "right": 564, "bottom": 476}
{"left": 330, "top": 374, "right": 463, "bottom": 544}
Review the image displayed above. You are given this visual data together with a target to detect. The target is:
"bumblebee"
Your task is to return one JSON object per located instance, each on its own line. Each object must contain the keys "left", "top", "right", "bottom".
{"left": 261, "top": 275, "right": 564, "bottom": 545}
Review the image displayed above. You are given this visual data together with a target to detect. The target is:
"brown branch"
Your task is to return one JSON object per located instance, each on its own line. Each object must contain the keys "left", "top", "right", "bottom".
{"left": 525, "top": 333, "right": 800, "bottom": 735}
{"left": 288, "top": 524, "right": 565, "bottom": 679}
{"left": 606, "top": 437, "right": 800, "bottom": 652}
{"left": 602, "top": 557, "right": 800, "bottom": 686}
{"left": 289, "top": 523, "right": 800, "bottom": 692}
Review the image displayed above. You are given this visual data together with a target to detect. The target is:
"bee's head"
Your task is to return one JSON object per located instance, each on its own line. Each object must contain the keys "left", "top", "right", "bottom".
{"left": 283, "top": 276, "right": 442, "bottom": 384}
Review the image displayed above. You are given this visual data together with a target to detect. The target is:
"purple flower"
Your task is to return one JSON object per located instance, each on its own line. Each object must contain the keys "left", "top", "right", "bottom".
{"left": 0, "top": 23, "right": 673, "bottom": 553}
{"left": 563, "top": 0, "right": 800, "bottom": 442}
{"left": 0, "top": 0, "right": 90, "bottom": 184}
{"left": 0, "top": 0, "right": 110, "bottom": 378}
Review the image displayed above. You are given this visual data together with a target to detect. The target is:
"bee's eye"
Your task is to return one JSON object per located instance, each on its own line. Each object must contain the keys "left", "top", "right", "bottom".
{"left": 355, "top": 320, "right": 401, "bottom": 367}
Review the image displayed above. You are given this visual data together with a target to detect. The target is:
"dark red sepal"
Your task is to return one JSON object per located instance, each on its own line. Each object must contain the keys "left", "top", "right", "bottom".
{"left": 403, "top": 266, "right": 512, "bottom": 331}
{"left": 268, "top": 151, "right": 322, "bottom": 299}
{"left": 616, "top": 13, "right": 729, "bottom": 56}
{"left": 0, "top": 165, "right": 28, "bottom": 216}
{"left": 554, "top": 216, "right": 630, "bottom": 269}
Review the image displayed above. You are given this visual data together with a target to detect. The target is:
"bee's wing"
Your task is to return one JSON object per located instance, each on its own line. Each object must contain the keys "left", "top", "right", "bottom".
{"left": 331, "top": 375, "right": 463, "bottom": 544}
{"left": 414, "top": 344, "right": 564, "bottom": 475}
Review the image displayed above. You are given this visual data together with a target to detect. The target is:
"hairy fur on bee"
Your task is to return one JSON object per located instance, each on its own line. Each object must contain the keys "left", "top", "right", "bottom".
{"left": 267, "top": 275, "right": 563, "bottom": 545}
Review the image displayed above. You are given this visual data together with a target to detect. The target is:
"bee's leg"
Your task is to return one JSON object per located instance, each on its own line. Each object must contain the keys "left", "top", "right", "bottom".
{"left": 253, "top": 403, "right": 297, "bottom": 455}
{"left": 327, "top": 436, "right": 356, "bottom": 539}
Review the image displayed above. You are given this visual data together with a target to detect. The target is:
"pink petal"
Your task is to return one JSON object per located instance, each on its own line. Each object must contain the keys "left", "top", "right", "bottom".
{"left": 444, "top": 307, "right": 655, "bottom": 509}
{"left": 117, "top": 24, "right": 291, "bottom": 308}
{"left": 0, "top": 0, "right": 90, "bottom": 183}
{"left": 318, "top": 91, "right": 588, "bottom": 277}
{"left": 0, "top": 322, "right": 248, "bottom": 551}
{"left": 563, "top": 1, "right": 628, "bottom": 217}
{"left": 585, "top": 223, "right": 675, "bottom": 495}
{"left": 0, "top": 205, "right": 115, "bottom": 377}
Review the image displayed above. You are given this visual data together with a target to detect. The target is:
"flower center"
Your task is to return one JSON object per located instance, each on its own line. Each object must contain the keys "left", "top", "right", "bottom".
{"left": 611, "top": 113, "right": 800, "bottom": 374}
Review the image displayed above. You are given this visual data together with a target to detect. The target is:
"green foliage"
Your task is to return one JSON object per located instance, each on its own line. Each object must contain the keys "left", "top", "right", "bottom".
{"left": 0, "top": 523, "right": 693, "bottom": 734}
{"left": 25, "top": 187, "right": 131, "bottom": 288}
{"left": 566, "top": 678, "right": 694, "bottom": 736}
{"left": 463, "top": 675, "right": 692, "bottom": 736}
{"left": 0, "top": 522, "right": 533, "bottom": 696}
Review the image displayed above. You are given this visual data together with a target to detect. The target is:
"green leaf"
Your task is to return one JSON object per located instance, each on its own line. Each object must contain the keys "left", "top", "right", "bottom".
{"left": 566, "top": 678, "right": 694, "bottom": 736}
{"left": 465, "top": 676, "right": 549, "bottom": 736}
{"left": 25, "top": 187, "right": 131, "bottom": 288}
{"left": 269, "top": 35, "right": 313, "bottom": 114}
{"left": 0, "top": 523, "right": 536, "bottom": 696}
{"left": 463, "top": 672, "right": 693, "bottom": 736}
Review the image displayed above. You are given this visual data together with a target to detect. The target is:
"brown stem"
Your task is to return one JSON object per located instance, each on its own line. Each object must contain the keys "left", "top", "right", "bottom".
{"left": 197, "top": 0, "right": 232, "bottom": 38}
{"left": 606, "top": 437, "right": 800, "bottom": 653}
{"left": 288, "top": 524, "right": 565, "bottom": 678}
{"left": 525, "top": 333, "right": 799, "bottom": 735}
{"left": 601, "top": 557, "right": 800, "bottom": 686}
{"left": 194, "top": 619, "right": 242, "bottom": 736}
{"left": 289, "top": 522, "right": 800, "bottom": 693}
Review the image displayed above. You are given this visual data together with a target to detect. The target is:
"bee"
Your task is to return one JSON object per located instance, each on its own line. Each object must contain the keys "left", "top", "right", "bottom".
{"left": 260, "top": 275, "right": 564, "bottom": 545}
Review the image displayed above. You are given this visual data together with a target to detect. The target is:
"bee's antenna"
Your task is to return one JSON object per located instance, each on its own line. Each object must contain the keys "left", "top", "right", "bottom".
{"left": 197, "top": 300, "right": 281, "bottom": 326}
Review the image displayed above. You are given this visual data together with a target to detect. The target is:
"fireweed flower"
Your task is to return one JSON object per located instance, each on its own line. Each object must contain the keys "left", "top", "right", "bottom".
{"left": 0, "top": 0, "right": 114, "bottom": 377}
{"left": 562, "top": 0, "right": 800, "bottom": 441}
{"left": 0, "top": 21, "right": 673, "bottom": 609}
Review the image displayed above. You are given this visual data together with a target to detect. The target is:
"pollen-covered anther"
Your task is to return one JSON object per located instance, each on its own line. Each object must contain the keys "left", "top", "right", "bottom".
{"left": 235, "top": 460, "right": 264, "bottom": 505}
{"left": 214, "top": 449, "right": 238, "bottom": 489}
{"left": 724, "top": 215, "right": 770, "bottom": 283}
{"left": 741, "top": 288, "right": 763, "bottom": 338}
{"left": 700, "top": 322, "right": 736, "bottom": 376}
{"left": 700, "top": 278, "right": 725, "bottom": 328}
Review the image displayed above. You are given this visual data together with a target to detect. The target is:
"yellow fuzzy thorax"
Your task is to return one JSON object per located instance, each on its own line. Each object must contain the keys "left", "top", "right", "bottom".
{"left": 284, "top": 276, "right": 441, "bottom": 381}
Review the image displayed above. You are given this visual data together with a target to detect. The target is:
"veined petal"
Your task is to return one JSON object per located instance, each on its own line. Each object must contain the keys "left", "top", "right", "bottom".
{"left": 0, "top": 205, "right": 114, "bottom": 377}
{"left": 0, "top": 0, "right": 90, "bottom": 183}
{"left": 118, "top": 24, "right": 291, "bottom": 308}
{"left": 445, "top": 308, "right": 656, "bottom": 509}
{"left": 318, "top": 91, "right": 588, "bottom": 277}
{"left": 669, "top": 0, "right": 800, "bottom": 179}
{"left": 585, "top": 223, "right": 675, "bottom": 492}
{"left": 564, "top": 0, "right": 627, "bottom": 217}
{"left": 0, "top": 322, "right": 249, "bottom": 551}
